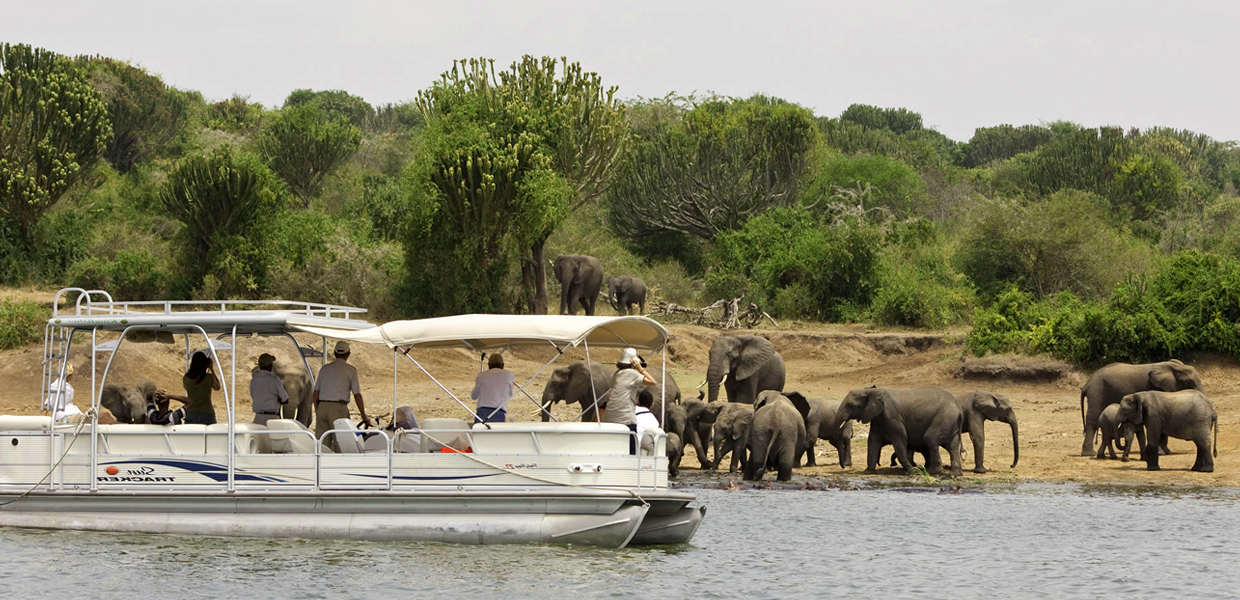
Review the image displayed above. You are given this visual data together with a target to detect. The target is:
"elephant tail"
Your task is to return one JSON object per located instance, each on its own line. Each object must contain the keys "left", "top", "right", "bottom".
{"left": 1080, "top": 389, "right": 1087, "bottom": 428}
{"left": 1214, "top": 416, "right": 1218, "bottom": 458}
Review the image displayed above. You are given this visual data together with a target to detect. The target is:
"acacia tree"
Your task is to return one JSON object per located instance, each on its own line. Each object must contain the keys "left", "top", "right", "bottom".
{"left": 0, "top": 44, "right": 111, "bottom": 243}
{"left": 415, "top": 56, "right": 627, "bottom": 313}
{"left": 607, "top": 95, "right": 818, "bottom": 242}
{"left": 80, "top": 56, "right": 188, "bottom": 172}
{"left": 257, "top": 103, "right": 361, "bottom": 207}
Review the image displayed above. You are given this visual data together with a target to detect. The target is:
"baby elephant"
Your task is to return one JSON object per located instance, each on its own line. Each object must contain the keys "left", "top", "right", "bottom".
{"left": 789, "top": 392, "right": 853, "bottom": 468}
{"left": 1096, "top": 404, "right": 1141, "bottom": 461}
{"left": 1116, "top": 390, "right": 1217, "bottom": 472}
{"left": 709, "top": 402, "right": 754, "bottom": 474}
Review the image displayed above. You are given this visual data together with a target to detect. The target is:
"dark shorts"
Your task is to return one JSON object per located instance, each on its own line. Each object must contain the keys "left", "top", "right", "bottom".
{"left": 475, "top": 407, "right": 507, "bottom": 424}
{"left": 627, "top": 423, "right": 638, "bottom": 455}
{"left": 184, "top": 413, "right": 216, "bottom": 425}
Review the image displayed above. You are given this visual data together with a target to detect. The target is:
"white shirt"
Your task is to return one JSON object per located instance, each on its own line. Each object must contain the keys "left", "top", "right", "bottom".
{"left": 250, "top": 369, "right": 289, "bottom": 413}
{"left": 43, "top": 378, "right": 82, "bottom": 422}
{"left": 634, "top": 406, "right": 660, "bottom": 442}
{"left": 314, "top": 359, "right": 360, "bottom": 402}
{"left": 471, "top": 368, "right": 514, "bottom": 410}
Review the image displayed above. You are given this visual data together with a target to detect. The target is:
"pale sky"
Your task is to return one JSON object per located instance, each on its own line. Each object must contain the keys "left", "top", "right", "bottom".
{"left": 4, "top": 0, "right": 1238, "bottom": 142}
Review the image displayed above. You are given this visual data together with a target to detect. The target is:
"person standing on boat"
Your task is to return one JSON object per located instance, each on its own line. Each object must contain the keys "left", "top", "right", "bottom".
{"left": 250, "top": 353, "right": 289, "bottom": 426}
{"left": 471, "top": 353, "right": 513, "bottom": 423}
{"left": 160, "top": 351, "right": 221, "bottom": 425}
{"left": 314, "top": 341, "right": 370, "bottom": 446}
{"left": 603, "top": 348, "right": 655, "bottom": 455}
{"left": 42, "top": 363, "right": 82, "bottom": 422}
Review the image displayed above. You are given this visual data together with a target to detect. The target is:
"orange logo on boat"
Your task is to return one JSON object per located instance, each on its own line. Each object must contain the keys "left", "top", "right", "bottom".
{"left": 105, "top": 466, "right": 119, "bottom": 475}
{"left": 439, "top": 447, "right": 473, "bottom": 454}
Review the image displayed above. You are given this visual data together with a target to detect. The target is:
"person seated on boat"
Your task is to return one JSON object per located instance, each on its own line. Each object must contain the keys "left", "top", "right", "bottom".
{"left": 470, "top": 353, "right": 513, "bottom": 424}
{"left": 635, "top": 389, "right": 660, "bottom": 455}
{"left": 603, "top": 348, "right": 656, "bottom": 455}
{"left": 249, "top": 353, "right": 289, "bottom": 426}
{"left": 146, "top": 388, "right": 188, "bottom": 426}
{"left": 42, "top": 363, "right": 83, "bottom": 423}
{"left": 314, "top": 341, "right": 370, "bottom": 450}
{"left": 160, "top": 351, "right": 221, "bottom": 425}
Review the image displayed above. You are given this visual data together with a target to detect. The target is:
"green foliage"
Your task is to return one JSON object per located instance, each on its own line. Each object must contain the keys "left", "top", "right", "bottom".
{"left": 870, "top": 221, "right": 974, "bottom": 328}
{"left": 345, "top": 174, "right": 409, "bottom": 241}
{"left": 258, "top": 103, "right": 361, "bottom": 207}
{"left": 957, "top": 190, "right": 1151, "bottom": 299}
{"left": 80, "top": 56, "right": 188, "bottom": 172}
{"left": 706, "top": 208, "right": 883, "bottom": 320}
{"left": 159, "top": 145, "right": 287, "bottom": 297}
{"left": 367, "top": 102, "right": 423, "bottom": 133}
{"left": 804, "top": 155, "right": 929, "bottom": 217}
{"left": 817, "top": 117, "right": 950, "bottom": 172}
{"left": 284, "top": 88, "right": 375, "bottom": 127}
{"left": 839, "top": 104, "right": 923, "bottom": 135}
{"left": 1111, "top": 152, "right": 1184, "bottom": 221}
{"left": 961, "top": 124, "right": 1053, "bottom": 168}
{"left": 608, "top": 94, "right": 818, "bottom": 241}
{"left": 0, "top": 299, "right": 46, "bottom": 350}
{"left": 66, "top": 249, "right": 170, "bottom": 300}
{"left": 0, "top": 44, "right": 111, "bottom": 242}
{"left": 206, "top": 95, "right": 265, "bottom": 134}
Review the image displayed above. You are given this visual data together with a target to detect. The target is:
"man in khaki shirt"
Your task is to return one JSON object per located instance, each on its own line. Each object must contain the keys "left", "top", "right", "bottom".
{"left": 313, "top": 341, "right": 370, "bottom": 449}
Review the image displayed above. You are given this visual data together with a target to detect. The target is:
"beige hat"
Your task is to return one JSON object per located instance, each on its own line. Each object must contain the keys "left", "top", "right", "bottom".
{"left": 334, "top": 341, "right": 351, "bottom": 355}
{"left": 258, "top": 353, "right": 276, "bottom": 368}
{"left": 64, "top": 363, "right": 74, "bottom": 377}
{"left": 620, "top": 348, "right": 639, "bottom": 364}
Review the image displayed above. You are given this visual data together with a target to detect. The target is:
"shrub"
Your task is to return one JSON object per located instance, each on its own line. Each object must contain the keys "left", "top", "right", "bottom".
{"left": 268, "top": 229, "right": 404, "bottom": 319}
{"left": 258, "top": 103, "right": 362, "bottom": 207}
{"left": 207, "top": 95, "right": 265, "bottom": 134}
{"left": 66, "top": 249, "right": 170, "bottom": 300}
{"left": 870, "top": 223, "right": 974, "bottom": 328}
{"left": 0, "top": 299, "right": 46, "bottom": 350}
{"left": 804, "top": 155, "right": 930, "bottom": 217}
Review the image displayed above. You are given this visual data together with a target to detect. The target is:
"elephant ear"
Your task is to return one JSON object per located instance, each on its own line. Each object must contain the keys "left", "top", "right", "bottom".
{"left": 733, "top": 414, "right": 751, "bottom": 441}
{"left": 736, "top": 337, "right": 776, "bottom": 381}
{"left": 861, "top": 390, "right": 887, "bottom": 424}
{"left": 753, "top": 390, "right": 778, "bottom": 411}
{"left": 574, "top": 259, "right": 594, "bottom": 285}
{"left": 100, "top": 385, "right": 125, "bottom": 418}
{"left": 553, "top": 256, "right": 565, "bottom": 282}
{"left": 1148, "top": 366, "right": 1178, "bottom": 392}
{"left": 785, "top": 392, "right": 812, "bottom": 425}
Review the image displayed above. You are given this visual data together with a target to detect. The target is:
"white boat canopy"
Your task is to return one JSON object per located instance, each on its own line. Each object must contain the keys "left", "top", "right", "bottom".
{"left": 289, "top": 314, "right": 669, "bottom": 352}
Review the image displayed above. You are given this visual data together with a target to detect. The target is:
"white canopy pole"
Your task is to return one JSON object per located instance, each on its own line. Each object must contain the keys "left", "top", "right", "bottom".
{"left": 583, "top": 340, "right": 599, "bottom": 423}
{"left": 398, "top": 347, "right": 486, "bottom": 426}
{"left": 661, "top": 345, "right": 667, "bottom": 425}
{"left": 391, "top": 347, "right": 397, "bottom": 421}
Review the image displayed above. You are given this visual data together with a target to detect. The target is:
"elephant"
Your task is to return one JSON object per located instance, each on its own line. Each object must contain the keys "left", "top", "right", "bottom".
{"left": 645, "top": 371, "right": 683, "bottom": 424}
{"left": 666, "top": 432, "right": 684, "bottom": 478}
{"left": 705, "top": 335, "right": 786, "bottom": 405}
{"left": 607, "top": 275, "right": 647, "bottom": 316}
{"left": 836, "top": 386, "right": 963, "bottom": 477}
{"left": 791, "top": 393, "right": 853, "bottom": 468}
{"left": 662, "top": 403, "right": 688, "bottom": 476}
{"left": 1079, "top": 360, "right": 1203, "bottom": 456}
{"left": 742, "top": 390, "right": 809, "bottom": 482}
{"left": 681, "top": 396, "right": 717, "bottom": 469}
{"left": 100, "top": 381, "right": 156, "bottom": 423}
{"left": 1097, "top": 403, "right": 1140, "bottom": 461}
{"left": 887, "top": 391, "right": 1018, "bottom": 473}
{"left": 254, "top": 361, "right": 313, "bottom": 427}
{"left": 1116, "top": 390, "right": 1217, "bottom": 472}
{"left": 540, "top": 361, "right": 611, "bottom": 422}
{"left": 705, "top": 402, "right": 753, "bottom": 473}
{"left": 553, "top": 254, "right": 604, "bottom": 316}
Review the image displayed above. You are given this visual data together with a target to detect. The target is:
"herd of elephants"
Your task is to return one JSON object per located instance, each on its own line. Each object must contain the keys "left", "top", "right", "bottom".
{"left": 540, "top": 334, "right": 1221, "bottom": 481}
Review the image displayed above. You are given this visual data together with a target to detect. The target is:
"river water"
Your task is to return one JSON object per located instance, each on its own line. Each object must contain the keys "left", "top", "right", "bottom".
{"left": 1, "top": 485, "right": 1237, "bottom": 599}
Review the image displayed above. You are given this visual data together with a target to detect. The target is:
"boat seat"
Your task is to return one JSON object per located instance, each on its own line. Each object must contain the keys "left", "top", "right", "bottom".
{"left": 391, "top": 406, "right": 421, "bottom": 453}
{"left": 169, "top": 424, "right": 207, "bottom": 454}
{"left": 0, "top": 415, "right": 55, "bottom": 431}
{"left": 100, "top": 424, "right": 175, "bottom": 454}
{"left": 472, "top": 422, "right": 631, "bottom": 455}
{"left": 206, "top": 424, "right": 260, "bottom": 455}
{"left": 332, "top": 419, "right": 386, "bottom": 454}
{"left": 267, "top": 419, "right": 320, "bottom": 454}
{"left": 418, "top": 418, "right": 470, "bottom": 452}
{"left": 640, "top": 427, "right": 666, "bottom": 457}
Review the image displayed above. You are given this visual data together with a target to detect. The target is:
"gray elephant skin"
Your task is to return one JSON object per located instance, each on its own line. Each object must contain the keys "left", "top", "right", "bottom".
{"left": 553, "top": 254, "right": 604, "bottom": 315}
{"left": 1079, "top": 360, "right": 1203, "bottom": 456}
{"left": 837, "top": 386, "right": 964, "bottom": 477}
{"left": 681, "top": 397, "right": 717, "bottom": 469}
{"left": 540, "top": 362, "right": 611, "bottom": 422}
{"left": 1096, "top": 404, "right": 1140, "bottom": 461}
{"left": 100, "top": 381, "right": 156, "bottom": 423}
{"left": 665, "top": 432, "right": 684, "bottom": 477}
{"left": 1116, "top": 390, "right": 1217, "bottom": 472}
{"left": 695, "top": 401, "right": 754, "bottom": 473}
{"left": 607, "top": 275, "right": 647, "bottom": 316}
{"left": 888, "top": 391, "right": 1019, "bottom": 473}
{"left": 743, "top": 391, "right": 809, "bottom": 482}
{"left": 254, "top": 362, "right": 313, "bottom": 427}
{"left": 706, "top": 335, "right": 786, "bottom": 405}
{"left": 790, "top": 392, "right": 852, "bottom": 468}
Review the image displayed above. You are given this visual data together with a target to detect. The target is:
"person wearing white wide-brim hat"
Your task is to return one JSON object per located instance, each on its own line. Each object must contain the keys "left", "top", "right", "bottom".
{"left": 42, "top": 363, "right": 83, "bottom": 422}
{"left": 602, "top": 348, "right": 656, "bottom": 455}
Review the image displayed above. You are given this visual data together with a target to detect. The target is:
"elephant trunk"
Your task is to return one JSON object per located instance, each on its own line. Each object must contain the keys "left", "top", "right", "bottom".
{"left": 706, "top": 362, "right": 723, "bottom": 404}
{"left": 1007, "top": 415, "right": 1019, "bottom": 468}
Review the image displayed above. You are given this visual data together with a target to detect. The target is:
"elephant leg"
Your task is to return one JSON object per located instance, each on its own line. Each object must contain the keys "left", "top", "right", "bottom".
{"left": 1197, "top": 439, "right": 1214, "bottom": 472}
{"left": 836, "top": 439, "right": 852, "bottom": 468}
{"left": 969, "top": 430, "right": 987, "bottom": 473}
{"left": 1159, "top": 435, "right": 1171, "bottom": 456}
{"left": 1082, "top": 402, "right": 1104, "bottom": 456}
{"left": 946, "top": 435, "right": 963, "bottom": 477}
{"left": 692, "top": 425, "right": 711, "bottom": 469}
{"left": 731, "top": 441, "right": 745, "bottom": 474}
{"left": 890, "top": 437, "right": 915, "bottom": 474}
{"left": 1142, "top": 427, "right": 1161, "bottom": 470}
{"left": 864, "top": 435, "right": 883, "bottom": 474}
{"left": 776, "top": 445, "right": 794, "bottom": 482}
{"left": 710, "top": 436, "right": 726, "bottom": 471}
{"left": 922, "top": 444, "right": 945, "bottom": 476}
{"left": 296, "top": 395, "right": 313, "bottom": 428}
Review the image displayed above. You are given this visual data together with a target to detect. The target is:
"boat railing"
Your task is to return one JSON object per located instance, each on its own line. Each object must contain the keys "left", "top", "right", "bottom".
{"left": 33, "top": 426, "right": 666, "bottom": 493}
{"left": 50, "top": 287, "right": 368, "bottom": 320}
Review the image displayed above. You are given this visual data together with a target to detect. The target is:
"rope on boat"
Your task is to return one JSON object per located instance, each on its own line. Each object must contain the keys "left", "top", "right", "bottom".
{"left": 409, "top": 428, "right": 650, "bottom": 507}
{"left": 0, "top": 408, "right": 97, "bottom": 508}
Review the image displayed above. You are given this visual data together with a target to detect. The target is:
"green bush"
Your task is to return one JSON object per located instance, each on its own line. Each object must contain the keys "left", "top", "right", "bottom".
{"left": 804, "top": 155, "right": 930, "bottom": 217}
{"left": 267, "top": 227, "right": 404, "bottom": 319}
{"left": 207, "top": 95, "right": 265, "bottom": 134}
{"left": 0, "top": 299, "right": 46, "bottom": 350}
{"left": 870, "top": 222, "right": 974, "bottom": 328}
{"left": 66, "top": 249, "right": 170, "bottom": 301}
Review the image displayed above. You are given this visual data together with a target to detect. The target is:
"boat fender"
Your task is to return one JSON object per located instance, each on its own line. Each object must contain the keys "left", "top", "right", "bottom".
{"left": 568, "top": 463, "right": 603, "bottom": 473}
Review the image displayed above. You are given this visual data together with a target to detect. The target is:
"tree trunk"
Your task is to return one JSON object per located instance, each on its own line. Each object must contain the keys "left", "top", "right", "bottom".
{"left": 523, "top": 236, "right": 550, "bottom": 314}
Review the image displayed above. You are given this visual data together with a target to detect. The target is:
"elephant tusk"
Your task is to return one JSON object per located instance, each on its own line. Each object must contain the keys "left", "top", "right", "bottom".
{"left": 696, "top": 373, "right": 727, "bottom": 389}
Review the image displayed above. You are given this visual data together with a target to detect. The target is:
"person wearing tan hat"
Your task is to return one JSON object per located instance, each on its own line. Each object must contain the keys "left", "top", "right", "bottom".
{"left": 42, "top": 363, "right": 83, "bottom": 422}
{"left": 250, "top": 353, "right": 289, "bottom": 426}
{"left": 313, "top": 341, "right": 370, "bottom": 447}
{"left": 602, "top": 348, "right": 656, "bottom": 455}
